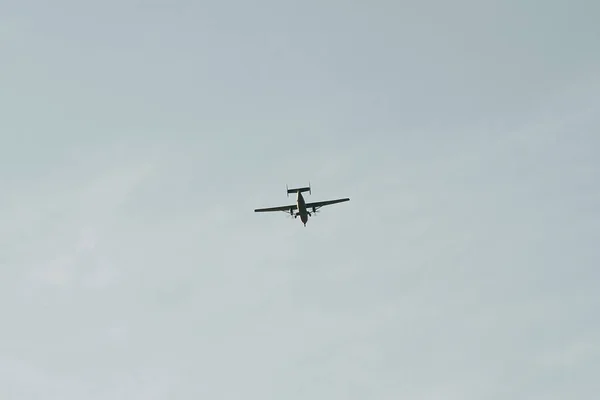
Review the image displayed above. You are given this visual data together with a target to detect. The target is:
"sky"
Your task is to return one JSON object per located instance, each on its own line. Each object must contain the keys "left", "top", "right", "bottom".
{"left": 1, "top": 0, "right": 599, "bottom": 398}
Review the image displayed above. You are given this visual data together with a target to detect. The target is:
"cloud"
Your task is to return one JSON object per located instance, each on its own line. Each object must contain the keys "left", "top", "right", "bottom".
{"left": 0, "top": 14, "right": 35, "bottom": 47}
{"left": 538, "top": 338, "right": 600, "bottom": 371}
{"left": 3, "top": 153, "right": 155, "bottom": 292}
{"left": 0, "top": 356, "right": 179, "bottom": 400}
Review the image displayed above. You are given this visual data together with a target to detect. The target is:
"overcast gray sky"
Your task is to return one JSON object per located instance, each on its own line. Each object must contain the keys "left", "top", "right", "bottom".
{"left": 1, "top": 0, "right": 599, "bottom": 398}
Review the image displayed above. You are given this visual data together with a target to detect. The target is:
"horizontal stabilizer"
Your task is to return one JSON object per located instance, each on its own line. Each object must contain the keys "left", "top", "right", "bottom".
{"left": 286, "top": 183, "right": 311, "bottom": 196}
{"left": 287, "top": 186, "right": 310, "bottom": 194}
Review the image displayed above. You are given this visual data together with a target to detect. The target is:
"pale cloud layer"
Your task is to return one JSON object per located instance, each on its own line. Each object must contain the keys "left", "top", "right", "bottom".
{"left": 1, "top": 0, "right": 599, "bottom": 399}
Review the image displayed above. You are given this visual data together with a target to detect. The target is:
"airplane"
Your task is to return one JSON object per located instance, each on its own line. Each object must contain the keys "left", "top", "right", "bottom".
{"left": 254, "top": 183, "right": 349, "bottom": 227}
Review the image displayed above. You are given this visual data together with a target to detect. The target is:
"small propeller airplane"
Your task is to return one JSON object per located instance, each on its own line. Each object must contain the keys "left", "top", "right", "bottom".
{"left": 254, "top": 183, "right": 349, "bottom": 227}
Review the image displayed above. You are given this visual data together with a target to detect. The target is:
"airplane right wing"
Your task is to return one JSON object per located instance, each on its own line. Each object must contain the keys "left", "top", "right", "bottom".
{"left": 304, "top": 198, "right": 350, "bottom": 211}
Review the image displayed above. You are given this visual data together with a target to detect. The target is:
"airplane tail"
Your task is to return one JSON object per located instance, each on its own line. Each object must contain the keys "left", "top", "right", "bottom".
{"left": 287, "top": 182, "right": 311, "bottom": 197}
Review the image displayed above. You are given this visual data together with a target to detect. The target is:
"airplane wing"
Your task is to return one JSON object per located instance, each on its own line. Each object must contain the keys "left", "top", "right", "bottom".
{"left": 305, "top": 198, "right": 350, "bottom": 211}
{"left": 254, "top": 204, "right": 297, "bottom": 213}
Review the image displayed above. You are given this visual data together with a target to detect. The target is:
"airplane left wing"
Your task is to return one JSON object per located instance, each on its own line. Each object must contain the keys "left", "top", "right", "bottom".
{"left": 254, "top": 204, "right": 297, "bottom": 213}
{"left": 305, "top": 198, "right": 350, "bottom": 211}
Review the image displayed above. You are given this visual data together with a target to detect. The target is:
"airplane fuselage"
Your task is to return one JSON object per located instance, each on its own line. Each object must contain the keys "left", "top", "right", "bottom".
{"left": 296, "top": 191, "right": 309, "bottom": 226}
